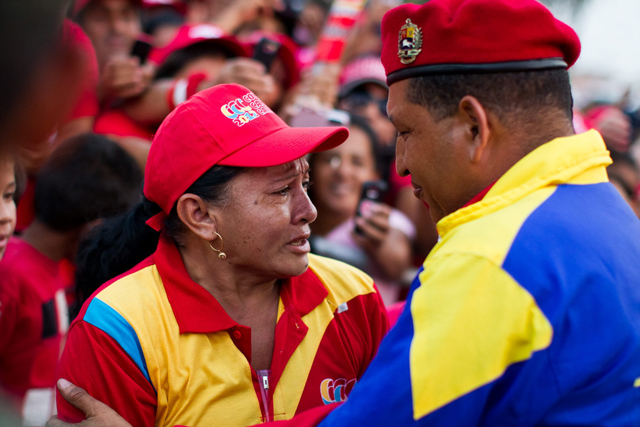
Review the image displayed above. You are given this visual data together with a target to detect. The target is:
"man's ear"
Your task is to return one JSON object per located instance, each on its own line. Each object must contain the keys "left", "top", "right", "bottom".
{"left": 458, "top": 95, "right": 491, "bottom": 164}
{"left": 176, "top": 194, "right": 218, "bottom": 240}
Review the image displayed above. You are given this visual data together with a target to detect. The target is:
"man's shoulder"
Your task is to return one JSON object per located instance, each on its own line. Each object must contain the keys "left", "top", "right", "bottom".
{"left": 437, "top": 182, "right": 640, "bottom": 265}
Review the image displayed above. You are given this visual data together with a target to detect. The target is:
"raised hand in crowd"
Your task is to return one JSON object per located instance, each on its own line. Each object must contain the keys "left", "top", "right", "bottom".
{"left": 213, "top": 58, "right": 278, "bottom": 106}
{"left": 351, "top": 200, "right": 409, "bottom": 280}
{"left": 188, "top": 0, "right": 281, "bottom": 34}
{"left": 99, "top": 56, "right": 154, "bottom": 101}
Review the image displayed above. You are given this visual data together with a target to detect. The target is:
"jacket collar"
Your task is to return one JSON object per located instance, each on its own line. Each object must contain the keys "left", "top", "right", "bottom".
{"left": 437, "top": 130, "right": 611, "bottom": 237}
{"left": 154, "top": 236, "right": 328, "bottom": 334}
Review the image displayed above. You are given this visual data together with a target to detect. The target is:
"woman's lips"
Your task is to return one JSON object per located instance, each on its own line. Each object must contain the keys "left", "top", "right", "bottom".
{"left": 286, "top": 234, "right": 311, "bottom": 254}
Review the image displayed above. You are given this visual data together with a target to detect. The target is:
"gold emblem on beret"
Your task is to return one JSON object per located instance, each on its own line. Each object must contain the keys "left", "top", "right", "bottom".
{"left": 398, "top": 18, "right": 422, "bottom": 64}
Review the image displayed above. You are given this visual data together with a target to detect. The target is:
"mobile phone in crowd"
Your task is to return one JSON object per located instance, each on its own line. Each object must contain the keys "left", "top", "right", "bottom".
{"left": 355, "top": 180, "right": 388, "bottom": 235}
{"left": 252, "top": 37, "right": 282, "bottom": 70}
{"left": 131, "top": 39, "right": 153, "bottom": 65}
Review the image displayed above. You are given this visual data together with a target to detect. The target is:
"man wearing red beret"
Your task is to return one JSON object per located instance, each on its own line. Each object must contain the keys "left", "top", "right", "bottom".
{"left": 49, "top": 0, "right": 640, "bottom": 426}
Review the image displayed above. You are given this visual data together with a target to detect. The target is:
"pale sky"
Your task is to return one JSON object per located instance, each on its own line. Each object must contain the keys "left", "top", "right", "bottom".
{"left": 545, "top": 0, "right": 640, "bottom": 105}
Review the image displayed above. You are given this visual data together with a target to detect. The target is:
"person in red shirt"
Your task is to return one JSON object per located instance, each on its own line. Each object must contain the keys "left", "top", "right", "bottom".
{"left": 54, "top": 84, "right": 387, "bottom": 426}
{"left": 0, "top": 134, "right": 142, "bottom": 425}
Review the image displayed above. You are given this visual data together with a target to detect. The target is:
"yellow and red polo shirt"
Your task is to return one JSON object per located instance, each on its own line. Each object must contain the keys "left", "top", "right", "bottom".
{"left": 56, "top": 236, "right": 388, "bottom": 427}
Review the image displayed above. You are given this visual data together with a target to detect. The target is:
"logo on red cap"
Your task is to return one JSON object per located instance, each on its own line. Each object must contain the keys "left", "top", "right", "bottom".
{"left": 221, "top": 92, "right": 272, "bottom": 127}
{"left": 398, "top": 19, "right": 422, "bottom": 64}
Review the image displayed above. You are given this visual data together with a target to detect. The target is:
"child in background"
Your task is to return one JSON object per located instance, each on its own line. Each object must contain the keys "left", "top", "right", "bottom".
{"left": 0, "top": 151, "right": 18, "bottom": 261}
{"left": 0, "top": 134, "right": 142, "bottom": 426}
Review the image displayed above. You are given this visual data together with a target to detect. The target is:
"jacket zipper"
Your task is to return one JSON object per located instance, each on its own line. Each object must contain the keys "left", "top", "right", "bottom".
{"left": 257, "top": 369, "right": 271, "bottom": 422}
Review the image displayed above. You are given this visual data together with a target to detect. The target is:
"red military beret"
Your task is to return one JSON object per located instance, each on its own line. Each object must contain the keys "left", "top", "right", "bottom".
{"left": 380, "top": 0, "right": 581, "bottom": 85}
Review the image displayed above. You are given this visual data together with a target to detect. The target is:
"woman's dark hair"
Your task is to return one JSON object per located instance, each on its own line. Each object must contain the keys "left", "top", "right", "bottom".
{"left": 72, "top": 165, "right": 246, "bottom": 317}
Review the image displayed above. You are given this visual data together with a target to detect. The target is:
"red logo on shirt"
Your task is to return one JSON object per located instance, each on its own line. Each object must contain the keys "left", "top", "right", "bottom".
{"left": 320, "top": 378, "right": 356, "bottom": 405}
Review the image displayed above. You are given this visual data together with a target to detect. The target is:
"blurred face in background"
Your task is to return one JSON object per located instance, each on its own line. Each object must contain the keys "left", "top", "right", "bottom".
{"left": 293, "top": 1, "right": 327, "bottom": 46}
{"left": 310, "top": 126, "right": 378, "bottom": 219}
{"left": 0, "top": 158, "right": 16, "bottom": 260}
{"left": 339, "top": 84, "right": 396, "bottom": 146}
{"left": 79, "top": 0, "right": 142, "bottom": 67}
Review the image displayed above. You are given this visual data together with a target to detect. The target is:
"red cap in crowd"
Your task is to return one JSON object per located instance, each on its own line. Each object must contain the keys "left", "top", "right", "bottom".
{"left": 380, "top": 0, "right": 581, "bottom": 85}
{"left": 148, "top": 24, "right": 247, "bottom": 66}
{"left": 339, "top": 56, "right": 388, "bottom": 98}
{"left": 73, "top": 0, "right": 142, "bottom": 17}
{"left": 144, "top": 84, "right": 349, "bottom": 230}
{"left": 240, "top": 32, "right": 302, "bottom": 89}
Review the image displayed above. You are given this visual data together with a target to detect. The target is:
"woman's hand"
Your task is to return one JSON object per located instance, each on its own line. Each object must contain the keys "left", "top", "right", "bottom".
{"left": 353, "top": 201, "right": 412, "bottom": 281}
{"left": 353, "top": 201, "right": 392, "bottom": 251}
{"left": 46, "top": 379, "right": 131, "bottom": 427}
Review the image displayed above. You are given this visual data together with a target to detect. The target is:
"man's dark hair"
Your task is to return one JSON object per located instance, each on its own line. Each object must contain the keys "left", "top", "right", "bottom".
{"left": 408, "top": 69, "right": 574, "bottom": 123}
{"left": 34, "top": 133, "right": 143, "bottom": 232}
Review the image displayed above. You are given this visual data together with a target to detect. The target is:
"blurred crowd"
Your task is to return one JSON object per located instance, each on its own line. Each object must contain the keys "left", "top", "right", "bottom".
{"left": 1, "top": 0, "right": 640, "bottom": 424}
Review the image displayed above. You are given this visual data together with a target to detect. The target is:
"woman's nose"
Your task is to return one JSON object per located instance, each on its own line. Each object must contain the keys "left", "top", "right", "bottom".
{"left": 296, "top": 190, "right": 318, "bottom": 224}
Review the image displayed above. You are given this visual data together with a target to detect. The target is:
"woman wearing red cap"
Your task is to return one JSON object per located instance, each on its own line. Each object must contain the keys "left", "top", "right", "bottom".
{"left": 54, "top": 84, "right": 388, "bottom": 427}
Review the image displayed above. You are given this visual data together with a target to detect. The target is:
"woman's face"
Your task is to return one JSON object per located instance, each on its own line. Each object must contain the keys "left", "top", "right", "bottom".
{"left": 215, "top": 158, "right": 317, "bottom": 279}
{"left": 0, "top": 159, "right": 16, "bottom": 260}
{"left": 310, "top": 126, "right": 378, "bottom": 218}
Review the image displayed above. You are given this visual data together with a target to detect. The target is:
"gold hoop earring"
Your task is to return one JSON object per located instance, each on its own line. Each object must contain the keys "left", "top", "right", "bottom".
{"left": 208, "top": 232, "right": 226, "bottom": 259}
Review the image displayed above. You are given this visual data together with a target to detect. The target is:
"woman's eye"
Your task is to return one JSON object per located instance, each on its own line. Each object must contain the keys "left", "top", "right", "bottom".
{"left": 275, "top": 187, "right": 290, "bottom": 196}
{"left": 3, "top": 192, "right": 14, "bottom": 201}
{"left": 303, "top": 181, "right": 313, "bottom": 191}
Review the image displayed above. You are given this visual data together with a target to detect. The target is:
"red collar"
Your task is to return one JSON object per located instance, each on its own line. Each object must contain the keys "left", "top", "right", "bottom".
{"left": 462, "top": 181, "right": 496, "bottom": 209}
{"left": 154, "top": 236, "right": 328, "bottom": 334}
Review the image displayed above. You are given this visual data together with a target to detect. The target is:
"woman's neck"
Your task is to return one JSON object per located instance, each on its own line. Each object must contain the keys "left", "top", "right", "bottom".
{"left": 178, "top": 243, "right": 280, "bottom": 320}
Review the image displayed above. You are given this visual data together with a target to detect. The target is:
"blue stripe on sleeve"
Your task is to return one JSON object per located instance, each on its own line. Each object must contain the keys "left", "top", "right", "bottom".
{"left": 83, "top": 298, "right": 154, "bottom": 389}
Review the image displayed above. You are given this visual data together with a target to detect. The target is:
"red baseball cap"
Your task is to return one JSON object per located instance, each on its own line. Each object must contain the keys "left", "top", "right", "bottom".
{"left": 73, "top": 0, "right": 142, "bottom": 17}
{"left": 144, "top": 84, "right": 349, "bottom": 230}
{"left": 149, "top": 24, "right": 247, "bottom": 66}
{"left": 381, "top": 0, "right": 581, "bottom": 85}
{"left": 339, "top": 56, "right": 388, "bottom": 98}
